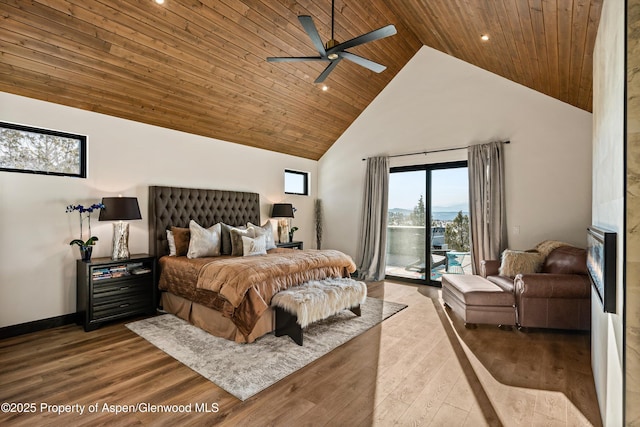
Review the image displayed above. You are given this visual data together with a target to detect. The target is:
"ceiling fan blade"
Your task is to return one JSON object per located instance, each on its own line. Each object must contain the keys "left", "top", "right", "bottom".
{"left": 314, "top": 59, "right": 342, "bottom": 84}
{"left": 267, "top": 56, "right": 327, "bottom": 62}
{"left": 327, "top": 24, "right": 397, "bottom": 54}
{"left": 339, "top": 52, "right": 386, "bottom": 73}
{"left": 298, "top": 15, "right": 327, "bottom": 57}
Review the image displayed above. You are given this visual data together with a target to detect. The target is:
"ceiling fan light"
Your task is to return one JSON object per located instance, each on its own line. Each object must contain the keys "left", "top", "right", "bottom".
{"left": 267, "top": 6, "right": 396, "bottom": 84}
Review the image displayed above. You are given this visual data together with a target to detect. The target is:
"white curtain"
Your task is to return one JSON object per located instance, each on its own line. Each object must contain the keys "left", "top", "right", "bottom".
{"left": 356, "top": 156, "right": 389, "bottom": 281}
{"left": 468, "top": 142, "right": 508, "bottom": 274}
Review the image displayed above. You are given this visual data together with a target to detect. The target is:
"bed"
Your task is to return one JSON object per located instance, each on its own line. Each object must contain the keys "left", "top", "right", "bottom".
{"left": 148, "top": 186, "right": 356, "bottom": 343}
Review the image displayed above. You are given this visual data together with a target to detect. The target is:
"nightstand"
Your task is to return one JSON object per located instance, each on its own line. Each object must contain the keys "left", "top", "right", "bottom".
{"left": 276, "top": 241, "right": 304, "bottom": 250}
{"left": 76, "top": 254, "right": 156, "bottom": 331}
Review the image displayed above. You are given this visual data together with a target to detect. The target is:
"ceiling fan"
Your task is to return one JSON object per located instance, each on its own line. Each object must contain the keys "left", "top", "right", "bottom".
{"left": 267, "top": 0, "right": 397, "bottom": 84}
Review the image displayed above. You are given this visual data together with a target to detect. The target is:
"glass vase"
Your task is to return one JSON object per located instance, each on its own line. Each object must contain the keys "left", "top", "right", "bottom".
{"left": 79, "top": 245, "right": 93, "bottom": 262}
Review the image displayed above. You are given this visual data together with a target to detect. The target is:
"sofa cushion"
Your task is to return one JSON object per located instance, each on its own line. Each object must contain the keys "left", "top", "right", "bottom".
{"left": 486, "top": 275, "right": 515, "bottom": 293}
{"left": 542, "top": 246, "right": 587, "bottom": 275}
{"left": 515, "top": 273, "right": 591, "bottom": 298}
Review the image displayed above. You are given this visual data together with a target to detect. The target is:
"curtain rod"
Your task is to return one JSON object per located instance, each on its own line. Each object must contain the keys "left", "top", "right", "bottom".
{"left": 361, "top": 140, "right": 510, "bottom": 161}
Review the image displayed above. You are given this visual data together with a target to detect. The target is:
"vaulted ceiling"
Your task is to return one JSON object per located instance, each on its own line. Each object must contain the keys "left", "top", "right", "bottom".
{"left": 0, "top": 1, "right": 602, "bottom": 160}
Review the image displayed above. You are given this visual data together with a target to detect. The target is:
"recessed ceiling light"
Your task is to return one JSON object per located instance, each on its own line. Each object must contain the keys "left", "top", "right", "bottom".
{"left": 480, "top": 34, "right": 489, "bottom": 41}
{"left": 322, "top": 85, "right": 329, "bottom": 92}
{"left": 155, "top": 0, "right": 165, "bottom": 4}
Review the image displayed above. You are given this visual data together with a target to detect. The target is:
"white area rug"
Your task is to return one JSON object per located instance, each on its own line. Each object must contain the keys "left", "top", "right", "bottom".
{"left": 126, "top": 297, "right": 406, "bottom": 401}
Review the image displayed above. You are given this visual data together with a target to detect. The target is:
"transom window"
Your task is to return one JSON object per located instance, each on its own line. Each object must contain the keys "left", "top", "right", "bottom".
{"left": 284, "top": 169, "right": 309, "bottom": 195}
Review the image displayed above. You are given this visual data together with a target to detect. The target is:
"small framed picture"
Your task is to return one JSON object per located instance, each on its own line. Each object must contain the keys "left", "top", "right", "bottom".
{"left": 0, "top": 121, "right": 87, "bottom": 178}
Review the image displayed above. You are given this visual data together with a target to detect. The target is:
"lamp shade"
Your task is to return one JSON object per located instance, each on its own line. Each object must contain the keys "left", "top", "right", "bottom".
{"left": 98, "top": 197, "right": 142, "bottom": 221}
{"left": 271, "top": 203, "right": 294, "bottom": 218}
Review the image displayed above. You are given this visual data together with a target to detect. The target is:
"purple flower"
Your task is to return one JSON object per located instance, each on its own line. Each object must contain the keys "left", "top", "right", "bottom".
{"left": 66, "top": 202, "right": 104, "bottom": 246}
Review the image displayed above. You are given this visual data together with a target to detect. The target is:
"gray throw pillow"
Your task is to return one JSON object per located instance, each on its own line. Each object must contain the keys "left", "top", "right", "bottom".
{"left": 247, "top": 221, "right": 277, "bottom": 250}
{"left": 220, "top": 223, "right": 233, "bottom": 255}
{"left": 220, "top": 223, "right": 246, "bottom": 255}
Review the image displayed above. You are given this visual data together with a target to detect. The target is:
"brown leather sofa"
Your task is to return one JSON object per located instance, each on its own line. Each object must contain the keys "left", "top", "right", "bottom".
{"left": 480, "top": 246, "right": 591, "bottom": 330}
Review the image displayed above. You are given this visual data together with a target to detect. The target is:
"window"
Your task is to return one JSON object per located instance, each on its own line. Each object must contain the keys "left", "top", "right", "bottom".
{"left": 284, "top": 169, "right": 309, "bottom": 195}
{"left": 0, "top": 122, "right": 87, "bottom": 178}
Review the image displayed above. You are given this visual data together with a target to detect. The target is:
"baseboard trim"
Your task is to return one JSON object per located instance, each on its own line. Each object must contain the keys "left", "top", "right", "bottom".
{"left": 0, "top": 314, "right": 77, "bottom": 340}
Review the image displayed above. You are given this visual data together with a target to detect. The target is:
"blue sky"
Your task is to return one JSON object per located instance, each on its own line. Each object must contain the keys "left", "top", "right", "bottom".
{"left": 388, "top": 167, "right": 469, "bottom": 212}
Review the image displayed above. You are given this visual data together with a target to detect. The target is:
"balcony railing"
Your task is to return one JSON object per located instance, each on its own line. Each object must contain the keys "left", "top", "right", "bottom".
{"left": 385, "top": 225, "right": 471, "bottom": 281}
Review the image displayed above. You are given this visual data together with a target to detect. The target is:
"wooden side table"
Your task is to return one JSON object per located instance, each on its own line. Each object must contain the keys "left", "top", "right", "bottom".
{"left": 276, "top": 241, "right": 304, "bottom": 250}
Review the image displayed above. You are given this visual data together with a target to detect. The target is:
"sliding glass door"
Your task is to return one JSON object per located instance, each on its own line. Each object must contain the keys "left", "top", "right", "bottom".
{"left": 386, "top": 170, "right": 427, "bottom": 281}
{"left": 385, "top": 162, "right": 470, "bottom": 285}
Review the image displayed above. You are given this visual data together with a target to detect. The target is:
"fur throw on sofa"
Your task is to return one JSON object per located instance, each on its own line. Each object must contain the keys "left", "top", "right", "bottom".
{"left": 535, "top": 240, "right": 571, "bottom": 258}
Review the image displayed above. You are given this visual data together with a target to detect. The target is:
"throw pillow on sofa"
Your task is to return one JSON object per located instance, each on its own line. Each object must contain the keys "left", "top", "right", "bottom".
{"left": 499, "top": 249, "right": 544, "bottom": 277}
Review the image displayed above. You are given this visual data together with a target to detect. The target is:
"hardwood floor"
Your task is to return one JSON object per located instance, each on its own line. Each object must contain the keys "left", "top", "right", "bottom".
{"left": 0, "top": 281, "right": 602, "bottom": 426}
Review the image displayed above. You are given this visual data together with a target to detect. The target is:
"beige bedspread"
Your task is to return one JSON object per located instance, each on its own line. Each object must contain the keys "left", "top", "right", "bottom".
{"left": 159, "top": 249, "right": 356, "bottom": 338}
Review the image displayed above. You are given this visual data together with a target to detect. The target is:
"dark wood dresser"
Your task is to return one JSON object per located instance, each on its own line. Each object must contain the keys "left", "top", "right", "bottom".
{"left": 76, "top": 254, "right": 156, "bottom": 331}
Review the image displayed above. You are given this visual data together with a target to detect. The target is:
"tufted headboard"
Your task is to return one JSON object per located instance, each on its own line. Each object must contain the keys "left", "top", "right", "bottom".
{"left": 148, "top": 186, "right": 260, "bottom": 257}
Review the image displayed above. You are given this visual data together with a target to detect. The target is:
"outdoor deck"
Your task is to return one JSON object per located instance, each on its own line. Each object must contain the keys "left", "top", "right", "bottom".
{"left": 386, "top": 251, "right": 472, "bottom": 282}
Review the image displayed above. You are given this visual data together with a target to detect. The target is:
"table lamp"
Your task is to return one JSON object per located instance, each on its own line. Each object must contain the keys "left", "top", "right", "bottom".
{"left": 98, "top": 196, "right": 142, "bottom": 260}
{"left": 271, "top": 203, "right": 295, "bottom": 243}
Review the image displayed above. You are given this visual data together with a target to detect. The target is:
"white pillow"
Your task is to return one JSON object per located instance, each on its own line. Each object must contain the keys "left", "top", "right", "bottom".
{"left": 166, "top": 230, "right": 177, "bottom": 256}
{"left": 187, "top": 220, "right": 221, "bottom": 259}
{"left": 247, "top": 221, "right": 277, "bottom": 250}
{"left": 242, "top": 234, "right": 267, "bottom": 256}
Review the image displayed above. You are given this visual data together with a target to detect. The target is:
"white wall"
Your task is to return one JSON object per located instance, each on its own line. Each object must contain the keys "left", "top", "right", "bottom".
{"left": 0, "top": 92, "right": 317, "bottom": 328}
{"left": 318, "top": 46, "right": 593, "bottom": 260}
{"left": 591, "top": 0, "right": 625, "bottom": 424}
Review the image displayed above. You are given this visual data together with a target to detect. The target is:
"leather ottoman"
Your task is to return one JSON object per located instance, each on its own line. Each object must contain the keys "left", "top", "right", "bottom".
{"left": 441, "top": 274, "right": 516, "bottom": 327}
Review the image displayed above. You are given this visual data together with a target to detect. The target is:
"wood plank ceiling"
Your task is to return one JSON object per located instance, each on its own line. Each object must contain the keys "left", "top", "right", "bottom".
{"left": 0, "top": 0, "right": 602, "bottom": 160}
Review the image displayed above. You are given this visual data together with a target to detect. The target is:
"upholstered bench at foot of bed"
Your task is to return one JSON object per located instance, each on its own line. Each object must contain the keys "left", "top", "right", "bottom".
{"left": 441, "top": 273, "right": 516, "bottom": 328}
{"left": 271, "top": 277, "right": 367, "bottom": 346}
